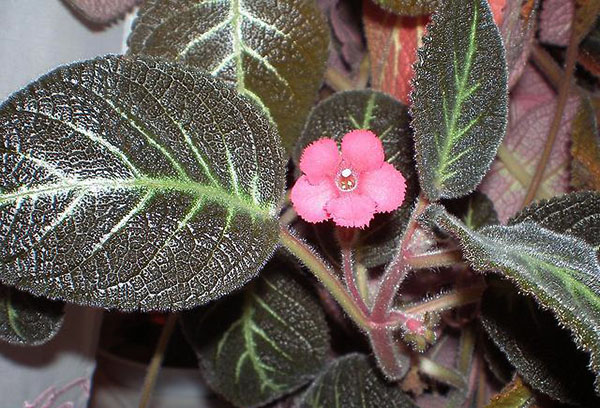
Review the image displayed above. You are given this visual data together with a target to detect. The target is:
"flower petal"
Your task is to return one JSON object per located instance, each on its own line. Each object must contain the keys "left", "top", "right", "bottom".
{"left": 361, "top": 162, "right": 407, "bottom": 213}
{"left": 299, "top": 138, "right": 341, "bottom": 184}
{"left": 291, "top": 175, "right": 337, "bottom": 223}
{"left": 325, "top": 194, "right": 377, "bottom": 228}
{"left": 341, "top": 129, "right": 384, "bottom": 172}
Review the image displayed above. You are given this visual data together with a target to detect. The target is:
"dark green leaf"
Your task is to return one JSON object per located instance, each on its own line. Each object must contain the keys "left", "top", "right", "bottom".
{"left": 298, "top": 353, "right": 418, "bottom": 408}
{"left": 443, "top": 191, "right": 499, "bottom": 230}
{"left": 181, "top": 257, "right": 330, "bottom": 408}
{"left": 510, "top": 191, "right": 600, "bottom": 248}
{"left": 372, "top": 0, "right": 438, "bottom": 16}
{"left": 422, "top": 204, "right": 600, "bottom": 394}
{"left": 0, "top": 55, "right": 285, "bottom": 311}
{"left": 295, "top": 90, "right": 418, "bottom": 267}
{"left": 411, "top": 0, "right": 508, "bottom": 200}
{"left": 127, "top": 0, "right": 329, "bottom": 153}
{"left": 0, "top": 284, "right": 64, "bottom": 345}
{"left": 481, "top": 278, "right": 600, "bottom": 405}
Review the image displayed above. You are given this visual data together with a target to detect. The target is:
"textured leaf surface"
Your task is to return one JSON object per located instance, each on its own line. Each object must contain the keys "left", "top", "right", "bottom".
{"left": 411, "top": 0, "right": 507, "bottom": 200}
{"left": 363, "top": 2, "right": 428, "bottom": 105}
{"left": 65, "top": 0, "right": 141, "bottom": 24}
{"left": 501, "top": 0, "right": 538, "bottom": 89}
{"left": 481, "top": 279, "right": 600, "bottom": 404}
{"left": 372, "top": 0, "right": 438, "bottom": 16}
{"left": 422, "top": 204, "right": 600, "bottom": 393}
{"left": 539, "top": 0, "right": 573, "bottom": 46}
{"left": 0, "top": 55, "right": 285, "bottom": 311}
{"left": 128, "top": 0, "right": 329, "bottom": 153}
{"left": 479, "top": 65, "right": 579, "bottom": 222}
{"left": 0, "top": 284, "right": 64, "bottom": 346}
{"left": 182, "top": 258, "right": 330, "bottom": 408}
{"left": 298, "top": 353, "right": 418, "bottom": 408}
{"left": 571, "top": 96, "right": 600, "bottom": 191}
{"left": 295, "top": 90, "right": 417, "bottom": 267}
{"left": 510, "top": 191, "right": 600, "bottom": 247}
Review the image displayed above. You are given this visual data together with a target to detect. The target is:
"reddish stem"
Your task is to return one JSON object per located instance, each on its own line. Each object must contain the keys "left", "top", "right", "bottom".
{"left": 371, "top": 196, "right": 429, "bottom": 321}
{"left": 341, "top": 246, "right": 369, "bottom": 315}
{"left": 368, "top": 327, "right": 408, "bottom": 380}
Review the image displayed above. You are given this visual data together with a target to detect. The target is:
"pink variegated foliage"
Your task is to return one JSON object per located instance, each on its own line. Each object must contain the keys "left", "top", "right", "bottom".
{"left": 479, "top": 64, "right": 580, "bottom": 222}
{"left": 539, "top": 0, "right": 574, "bottom": 46}
{"left": 64, "top": 0, "right": 141, "bottom": 24}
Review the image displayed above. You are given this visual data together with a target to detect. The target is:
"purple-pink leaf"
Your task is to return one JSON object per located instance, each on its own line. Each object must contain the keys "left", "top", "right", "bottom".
{"left": 539, "top": 0, "right": 574, "bottom": 46}
{"left": 501, "top": 0, "right": 538, "bottom": 89}
{"left": 479, "top": 64, "right": 580, "bottom": 222}
{"left": 64, "top": 0, "right": 140, "bottom": 24}
{"left": 318, "top": 0, "right": 366, "bottom": 75}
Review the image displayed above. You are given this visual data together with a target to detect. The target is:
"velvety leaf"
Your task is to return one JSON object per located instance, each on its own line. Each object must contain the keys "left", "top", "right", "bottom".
{"left": 181, "top": 258, "right": 330, "bottom": 408}
{"left": 371, "top": 0, "right": 438, "bottom": 16}
{"left": 571, "top": 96, "right": 600, "bottom": 191}
{"left": 484, "top": 376, "right": 535, "bottom": 408}
{"left": 411, "top": 0, "right": 508, "bottom": 201}
{"left": 127, "top": 0, "right": 329, "bottom": 153}
{"left": 479, "top": 65, "right": 579, "bottom": 223}
{"left": 539, "top": 0, "right": 573, "bottom": 46}
{"left": 0, "top": 55, "right": 285, "bottom": 311}
{"left": 443, "top": 191, "right": 499, "bottom": 230}
{"left": 64, "top": 0, "right": 141, "bottom": 24}
{"left": 363, "top": 2, "right": 428, "bottom": 105}
{"left": 422, "top": 204, "right": 600, "bottom": 394}
{"left": 510, "top": 191, "right": 600, "bottom": 247}
{"left": 481, "top": 279, "right": 600, "bottom": 404}
{"left": 298, "top": 353, "right": 418, "bottom": 408}
{"left": 501, "top": 0, "right": 538, "bottom": 89}
{"left": 0, "top": 284, "right": 64, "bottom": 346}
{"left": 295, "top": 90, "right": 418, "bottom": 267}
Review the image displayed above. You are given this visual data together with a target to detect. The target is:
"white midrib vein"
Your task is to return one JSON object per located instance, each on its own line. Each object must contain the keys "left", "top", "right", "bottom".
{"left": 0, "top": 177, "right": 272, "bottom": 219}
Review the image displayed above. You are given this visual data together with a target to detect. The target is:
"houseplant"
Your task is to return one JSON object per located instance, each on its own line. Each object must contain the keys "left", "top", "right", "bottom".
{"left": 1, "top": 0, "right": 600, "bottom": 406}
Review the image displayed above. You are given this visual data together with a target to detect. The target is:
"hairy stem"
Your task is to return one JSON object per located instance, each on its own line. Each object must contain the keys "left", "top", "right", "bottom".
{"left": 522, "top": 22, "right": 579, "bottom": 207}
{"left": 138, "top": 313, "right": 177, "bottom": 408}
{"left": 341, "top": 246, "right": 369, "bottom": 315}
{"left": 402, "top": 284, "right": 485, "bottom": 316}
{"left": 369, "top": 327, "right": 408, "bottom": 380}
{"left": 407, "top": 248, "right": 464, "bottom": 269}
{"left": 371, "top": 196, "right": 429, "bottom": 321}
{"left": 279, "top": 226, "right": 370, "bottom": 331}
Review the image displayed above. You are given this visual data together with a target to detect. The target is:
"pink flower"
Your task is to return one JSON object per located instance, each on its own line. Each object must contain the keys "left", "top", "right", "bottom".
{"left": 291, "top": 129, "right": 407, "bottom": 228}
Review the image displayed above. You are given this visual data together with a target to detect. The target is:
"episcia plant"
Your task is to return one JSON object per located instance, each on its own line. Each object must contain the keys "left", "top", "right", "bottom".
{"left": 2, "top": 0, "right": 600, "bottom": 406}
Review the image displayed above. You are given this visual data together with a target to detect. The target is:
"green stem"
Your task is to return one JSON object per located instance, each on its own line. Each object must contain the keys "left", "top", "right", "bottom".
{"left": 407, "top": 248, "right": 464, "bottom": 269}
{"left": 138, "top": 313, "right": 177, "bottom": 408}
{"left": 279, "top": 226, "right": 370, "bottom": 331}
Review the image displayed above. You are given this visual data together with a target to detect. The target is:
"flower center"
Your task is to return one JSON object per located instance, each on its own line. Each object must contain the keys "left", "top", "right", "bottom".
{"left": 336, "top": 168, "right": 358, "bottom": 192}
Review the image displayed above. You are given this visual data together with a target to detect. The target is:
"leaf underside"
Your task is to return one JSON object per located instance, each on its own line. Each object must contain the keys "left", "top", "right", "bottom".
{"left": 373, "top": 0, "right": 439, "bottom": 16}
{"left": 0, "top": 284, "right": 64, "bottom": 346}
{"left": 422, "top": 205, "right": 600, "bottom": 394}
{"left": 296, "top": 90, "right": 417, "bottom": 267}
{"left": 411, "top": 0, "right": 507, "bottom": 200}
{"left": 127, "top": 0, "right": 329, "bottom": 153}
{"left": 298, "top": 353, "right": 418, "bottom": 408}
{"left": 182, "top": 258, "right": 330, "bottom": 408}
{"left": 0, "top": 55, "right": 285, "bottom": 311}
